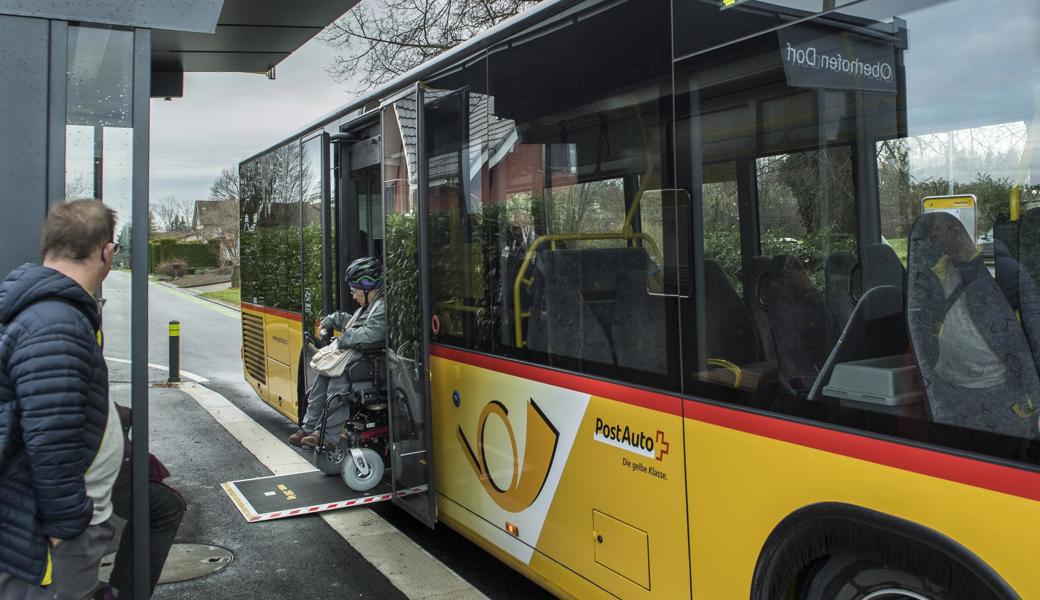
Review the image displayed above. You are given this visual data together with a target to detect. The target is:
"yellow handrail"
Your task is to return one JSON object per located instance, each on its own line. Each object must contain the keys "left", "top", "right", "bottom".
{"left": 511, "top": 231, "right": 664, "bottom": 347}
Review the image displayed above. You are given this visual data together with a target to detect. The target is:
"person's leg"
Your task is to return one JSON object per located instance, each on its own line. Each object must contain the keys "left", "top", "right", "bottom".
{"left": 318, "top": 376, "right": 354, "bottom": 440}
{"left": 144, "top": 482, "right": 185, "bottom": 595}
{"left": 0, "top": 572, "right": 55, "bottom": 600}
{"left": 48, "top": 520, "right": 115, "bottom": 600}
{"left": 106, "top": 470, "right": 132, "bottom": 596}
{"left": 300, "top": 376, "right": 331, "bottom": 434}
{"left": 108, "top": 480, "right": 185, "bottom": 599}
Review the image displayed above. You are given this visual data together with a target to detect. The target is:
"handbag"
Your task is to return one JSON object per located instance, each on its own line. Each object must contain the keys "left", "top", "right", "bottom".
{"left": 309, "top": 310, "right": 362, "bottom": 377}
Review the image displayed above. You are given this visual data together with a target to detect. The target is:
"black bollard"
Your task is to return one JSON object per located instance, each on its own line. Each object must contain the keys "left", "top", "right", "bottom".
{"left": 168, "top": 320, "right": 181, "bottom": 383}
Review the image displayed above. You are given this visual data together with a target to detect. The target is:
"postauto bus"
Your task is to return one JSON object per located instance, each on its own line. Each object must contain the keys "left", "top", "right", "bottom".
{"left": 237, "top": 0, "right": 1040, "bottom": 597}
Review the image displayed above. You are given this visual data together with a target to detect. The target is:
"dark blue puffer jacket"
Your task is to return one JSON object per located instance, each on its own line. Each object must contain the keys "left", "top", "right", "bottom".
{"left": 0, "top": 264, "right": 110, "bottom": 584}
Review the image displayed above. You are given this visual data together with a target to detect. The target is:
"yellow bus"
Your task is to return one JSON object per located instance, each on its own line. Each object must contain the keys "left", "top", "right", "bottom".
{"left": 238, "top": 0, "right": 1040, "bottom": 597}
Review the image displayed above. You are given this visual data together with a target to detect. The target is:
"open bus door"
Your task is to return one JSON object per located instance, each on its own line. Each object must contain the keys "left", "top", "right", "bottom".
{"left": 381, "top": 84, "right": 438, "bottom": 527}
{"left": 300, "top": 132, "right": 332, "bottom": 405}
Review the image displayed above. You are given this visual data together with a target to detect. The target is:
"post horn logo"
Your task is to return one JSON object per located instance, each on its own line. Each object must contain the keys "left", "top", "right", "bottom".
{"left": 457, "top": 399, "right": 559, "bottom": 513}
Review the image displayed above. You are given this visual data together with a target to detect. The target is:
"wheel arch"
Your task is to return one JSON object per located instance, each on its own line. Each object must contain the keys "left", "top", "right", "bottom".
{"left": 749, "top": 502, "right": 1019, "bottom": 600}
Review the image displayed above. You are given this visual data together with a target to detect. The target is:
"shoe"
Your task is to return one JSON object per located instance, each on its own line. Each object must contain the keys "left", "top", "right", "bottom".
{"left": 301, "top": 434, "right": 320, "bottom": 448}
{"left": 288, "top": 429, "right": 309, "bottom": 447}
{"left": 92, "top": 585, "right": 116, "bottom": 600}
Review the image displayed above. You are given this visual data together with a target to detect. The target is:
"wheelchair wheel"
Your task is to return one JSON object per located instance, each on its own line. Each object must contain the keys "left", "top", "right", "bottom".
{"left": 342, "top": 448, "right": 384, "bottom": 492}
{"left": 314, "top": 444, "right": 345, "bottom": 475}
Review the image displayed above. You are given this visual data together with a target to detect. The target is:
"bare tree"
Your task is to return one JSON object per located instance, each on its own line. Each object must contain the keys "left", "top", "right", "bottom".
{"left": 65, "top": 173, "right": 94, "bottom": 201}
{"left": 209, "top": 167, "right": 240, "bottom": 206}
{"left": 207, "top": 168, "right": 241, "bottom": 265}
{"left": 153, "top": 195, "right": 194, "bottom": 232}
{"left": 322, "top": 0, "right": 540, "bottom": 89}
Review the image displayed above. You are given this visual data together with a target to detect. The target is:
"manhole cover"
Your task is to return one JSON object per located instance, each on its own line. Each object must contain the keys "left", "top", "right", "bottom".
{"left": 99, "top": 544, "right": 234, "bottom": 585}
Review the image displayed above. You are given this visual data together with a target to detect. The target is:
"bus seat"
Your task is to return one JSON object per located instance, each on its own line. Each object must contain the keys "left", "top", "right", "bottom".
{"left": 861, "top": 243, "right": 905, "bottom": 293}
{"left": 906, "top": 212, "right": 1039, "bottom": 439}
{"left": 704, "top": 259, "right": 760, "bottom": 365}
{"left": 808, "top": 285, "right": 910, "bottom": 401}
{"left": 1001, "top": 208, "right": 1040, "bottom": 380}
{"left": 526, "top": 249, "right": 624, "bottom": 367}
{"left": 824, "top": 251, "right": 857, "bottom": 336}
{"left": 761, "top": 255, "right": 829, "bottom": 395}
{"left": 742, "top": 255, "right": 777, "bottom": 362}
{"left": 575, "top": 246, "right": 649, "bottom": 338}
{"left": 612, "top": 268, "right": 668, "bottom": 373}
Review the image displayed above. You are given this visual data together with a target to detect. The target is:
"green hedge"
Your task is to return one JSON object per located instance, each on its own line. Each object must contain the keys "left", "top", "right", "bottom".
{"left": 149, "top": 239, "right": 220, "bottom": 272}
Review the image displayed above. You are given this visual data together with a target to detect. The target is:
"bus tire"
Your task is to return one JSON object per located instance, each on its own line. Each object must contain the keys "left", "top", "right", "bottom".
{"left": 753, "top": 504, "right": 1014, "bottom": 600}
{"left": 343, "top": 448, "right": 384, "bottom": 492}
{"left": 798, "top": 551, "right": 961, "bottom": 600}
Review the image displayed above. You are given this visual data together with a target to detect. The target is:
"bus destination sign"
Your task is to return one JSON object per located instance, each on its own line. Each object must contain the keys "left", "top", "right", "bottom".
{"left": 778, "top": 24, "right": 898, "bottom": 94}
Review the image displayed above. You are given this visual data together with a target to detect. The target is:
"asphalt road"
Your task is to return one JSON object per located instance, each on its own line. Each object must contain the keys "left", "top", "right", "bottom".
{"left": 101, "top": 270, "right": 551, "bottom": 600}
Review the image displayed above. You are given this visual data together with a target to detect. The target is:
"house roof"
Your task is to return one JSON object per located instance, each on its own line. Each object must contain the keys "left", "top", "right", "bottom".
{"left": 193, "top": 199, "right": 235, "bottom": 228}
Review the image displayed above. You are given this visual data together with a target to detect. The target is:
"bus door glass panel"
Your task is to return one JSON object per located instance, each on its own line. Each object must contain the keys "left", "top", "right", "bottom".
{"left": 301, "top": 134, "right": 329, "bottom": 392}
{"left": 382, "top": 88, "right": 437, "bottom": 526}
{"left": 424, "top": 87, "right": 480, "bottom": 348}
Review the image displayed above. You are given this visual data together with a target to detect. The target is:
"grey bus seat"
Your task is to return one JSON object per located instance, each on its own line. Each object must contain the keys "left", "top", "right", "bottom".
{"left": 761, "top": 254, "right": 830, "bottom": 395}
{"left": 907, "top": 212, "right": 1040, "bottom": 439}
{"left": 526, "top": 250, "right": 615, "bottom": 366}
{"left": 612, "top": 269, "right": 667, "bottom": 373}
{"left": 824, "top": 251, "right": 857, "bottom": 337}
{"left": 704, "top": 259, "right": 760, "bottom": 366}
{"left": 527, "top": 246, "right": 655, "bottom": 369}
{"left": 860, "top": 243, "right": 905, "bottom": 294}
{"left": 809, "top": 285, "right": 910, "bottom": 401}
{"left": 1012, "top": 209, "right": 1040, "bottom": 373}
{"left": 742, "top": 255, "right": 777, "bottom": 362}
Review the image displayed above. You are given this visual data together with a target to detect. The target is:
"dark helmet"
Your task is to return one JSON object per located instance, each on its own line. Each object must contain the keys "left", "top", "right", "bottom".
{"left": 345, "top": 257, "right": 383, "bottom": 290}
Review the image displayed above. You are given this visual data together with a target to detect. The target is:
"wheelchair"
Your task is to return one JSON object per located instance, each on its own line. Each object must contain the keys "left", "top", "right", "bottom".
{"left": 304, "top": 338, "right": 418, "bottom": 492}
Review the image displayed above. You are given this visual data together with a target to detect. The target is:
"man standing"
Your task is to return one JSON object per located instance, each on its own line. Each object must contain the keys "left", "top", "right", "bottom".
{"left": 0, "top": 200, "right": 125, "bottom": 599}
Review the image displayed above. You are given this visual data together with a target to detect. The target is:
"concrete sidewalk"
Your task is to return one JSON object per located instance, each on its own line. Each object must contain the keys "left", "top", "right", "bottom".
{"left": 105, "top": 360, "right": 406, "bottom": 600}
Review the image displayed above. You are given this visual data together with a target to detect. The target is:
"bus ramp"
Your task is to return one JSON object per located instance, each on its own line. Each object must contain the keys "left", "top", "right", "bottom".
{"left": 221, "top": 470, "right": 393, "bottom": 523}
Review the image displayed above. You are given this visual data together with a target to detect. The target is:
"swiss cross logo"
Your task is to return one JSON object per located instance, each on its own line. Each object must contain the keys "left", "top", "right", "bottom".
{"left": 654, "top": 430, "right": 670, "bottom": 461}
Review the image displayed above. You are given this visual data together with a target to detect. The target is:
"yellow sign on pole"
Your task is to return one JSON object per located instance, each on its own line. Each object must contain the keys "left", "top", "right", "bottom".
{"left": 922, "top": 194, "right": 977, "bottom": 240}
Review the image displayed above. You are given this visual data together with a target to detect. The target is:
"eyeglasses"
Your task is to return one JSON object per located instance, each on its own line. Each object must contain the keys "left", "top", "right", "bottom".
{"left": 110, "top": 242, "right": 122, "bottom": 255}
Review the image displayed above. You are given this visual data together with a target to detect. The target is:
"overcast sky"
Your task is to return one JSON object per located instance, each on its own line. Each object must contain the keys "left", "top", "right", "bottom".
{"left": 149, "top": 36, "right": 355, "bottom": 203}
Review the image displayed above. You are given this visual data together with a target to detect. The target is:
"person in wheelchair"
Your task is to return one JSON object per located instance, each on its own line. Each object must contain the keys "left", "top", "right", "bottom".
{"left": 289, "top": 257, "right": 387, "bottom": 448}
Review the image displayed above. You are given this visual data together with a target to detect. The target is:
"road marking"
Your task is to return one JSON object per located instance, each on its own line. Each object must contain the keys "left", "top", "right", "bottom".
{"left": 104, "top": 356, "right": 210, "bottom": 383}
{"left": 178, "top": 382, "right": 488, "bottom": 600}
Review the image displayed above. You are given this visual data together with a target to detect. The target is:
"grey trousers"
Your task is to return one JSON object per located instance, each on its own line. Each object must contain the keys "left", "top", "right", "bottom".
{"left": 50, "top": 520, "right": 115, "bottom": 600}
{"left": 301, "top": 374, "right": 353, "bottom": 437}
{"left": 0, "top": 572, "right": 52, "bottom": 600}
{"left": 0, "top": 520, "right": 115, "bottom": 600}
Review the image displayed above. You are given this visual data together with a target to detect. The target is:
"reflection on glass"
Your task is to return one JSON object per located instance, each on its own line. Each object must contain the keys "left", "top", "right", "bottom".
{"left": 64, "top": 25, "right": 135, "bottom": 410}
{"left": 382, "top": 95, "right": 433, "bottom": 522}
{"left": 302, "top": 137, "right": 326, "bottom": 391}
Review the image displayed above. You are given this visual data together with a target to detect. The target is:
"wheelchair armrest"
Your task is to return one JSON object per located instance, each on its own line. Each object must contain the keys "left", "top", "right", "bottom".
{"left": 352, "top": 341, "right": 386, "bottom": 355}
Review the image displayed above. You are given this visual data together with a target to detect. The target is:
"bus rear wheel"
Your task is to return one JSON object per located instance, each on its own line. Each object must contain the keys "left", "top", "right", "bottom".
{"left": 798, "top": 552, "right": 965, "bottom": 600}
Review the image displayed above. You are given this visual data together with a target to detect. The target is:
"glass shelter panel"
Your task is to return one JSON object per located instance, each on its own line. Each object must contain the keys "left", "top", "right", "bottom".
{"left": 673, "top": 0, "right": 1040, "bottom": 466}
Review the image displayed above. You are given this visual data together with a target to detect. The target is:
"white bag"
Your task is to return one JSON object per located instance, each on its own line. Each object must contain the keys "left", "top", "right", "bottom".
{"left": 308, "top": 310, "right": 361, "bottom": 377}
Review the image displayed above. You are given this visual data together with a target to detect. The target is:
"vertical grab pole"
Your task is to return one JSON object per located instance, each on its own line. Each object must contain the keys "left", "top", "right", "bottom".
{"left": 168, "top": 320, "right": 181, "bottom": 383}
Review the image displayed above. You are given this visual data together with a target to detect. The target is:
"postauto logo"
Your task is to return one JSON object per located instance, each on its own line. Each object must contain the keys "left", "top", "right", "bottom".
{"left": 593, "top": 418, "right": 669, "bottom": 461}
{"left": 458, "top": 399, "right": 560, "bottom": 513}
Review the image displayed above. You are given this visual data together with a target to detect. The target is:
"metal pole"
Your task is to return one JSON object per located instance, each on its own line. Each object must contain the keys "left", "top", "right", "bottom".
{"left": 168, "top": 320, "right": 180, "bottom": 383}
{"left": 131, "top": 28, "right": 152, "bottom": 600}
